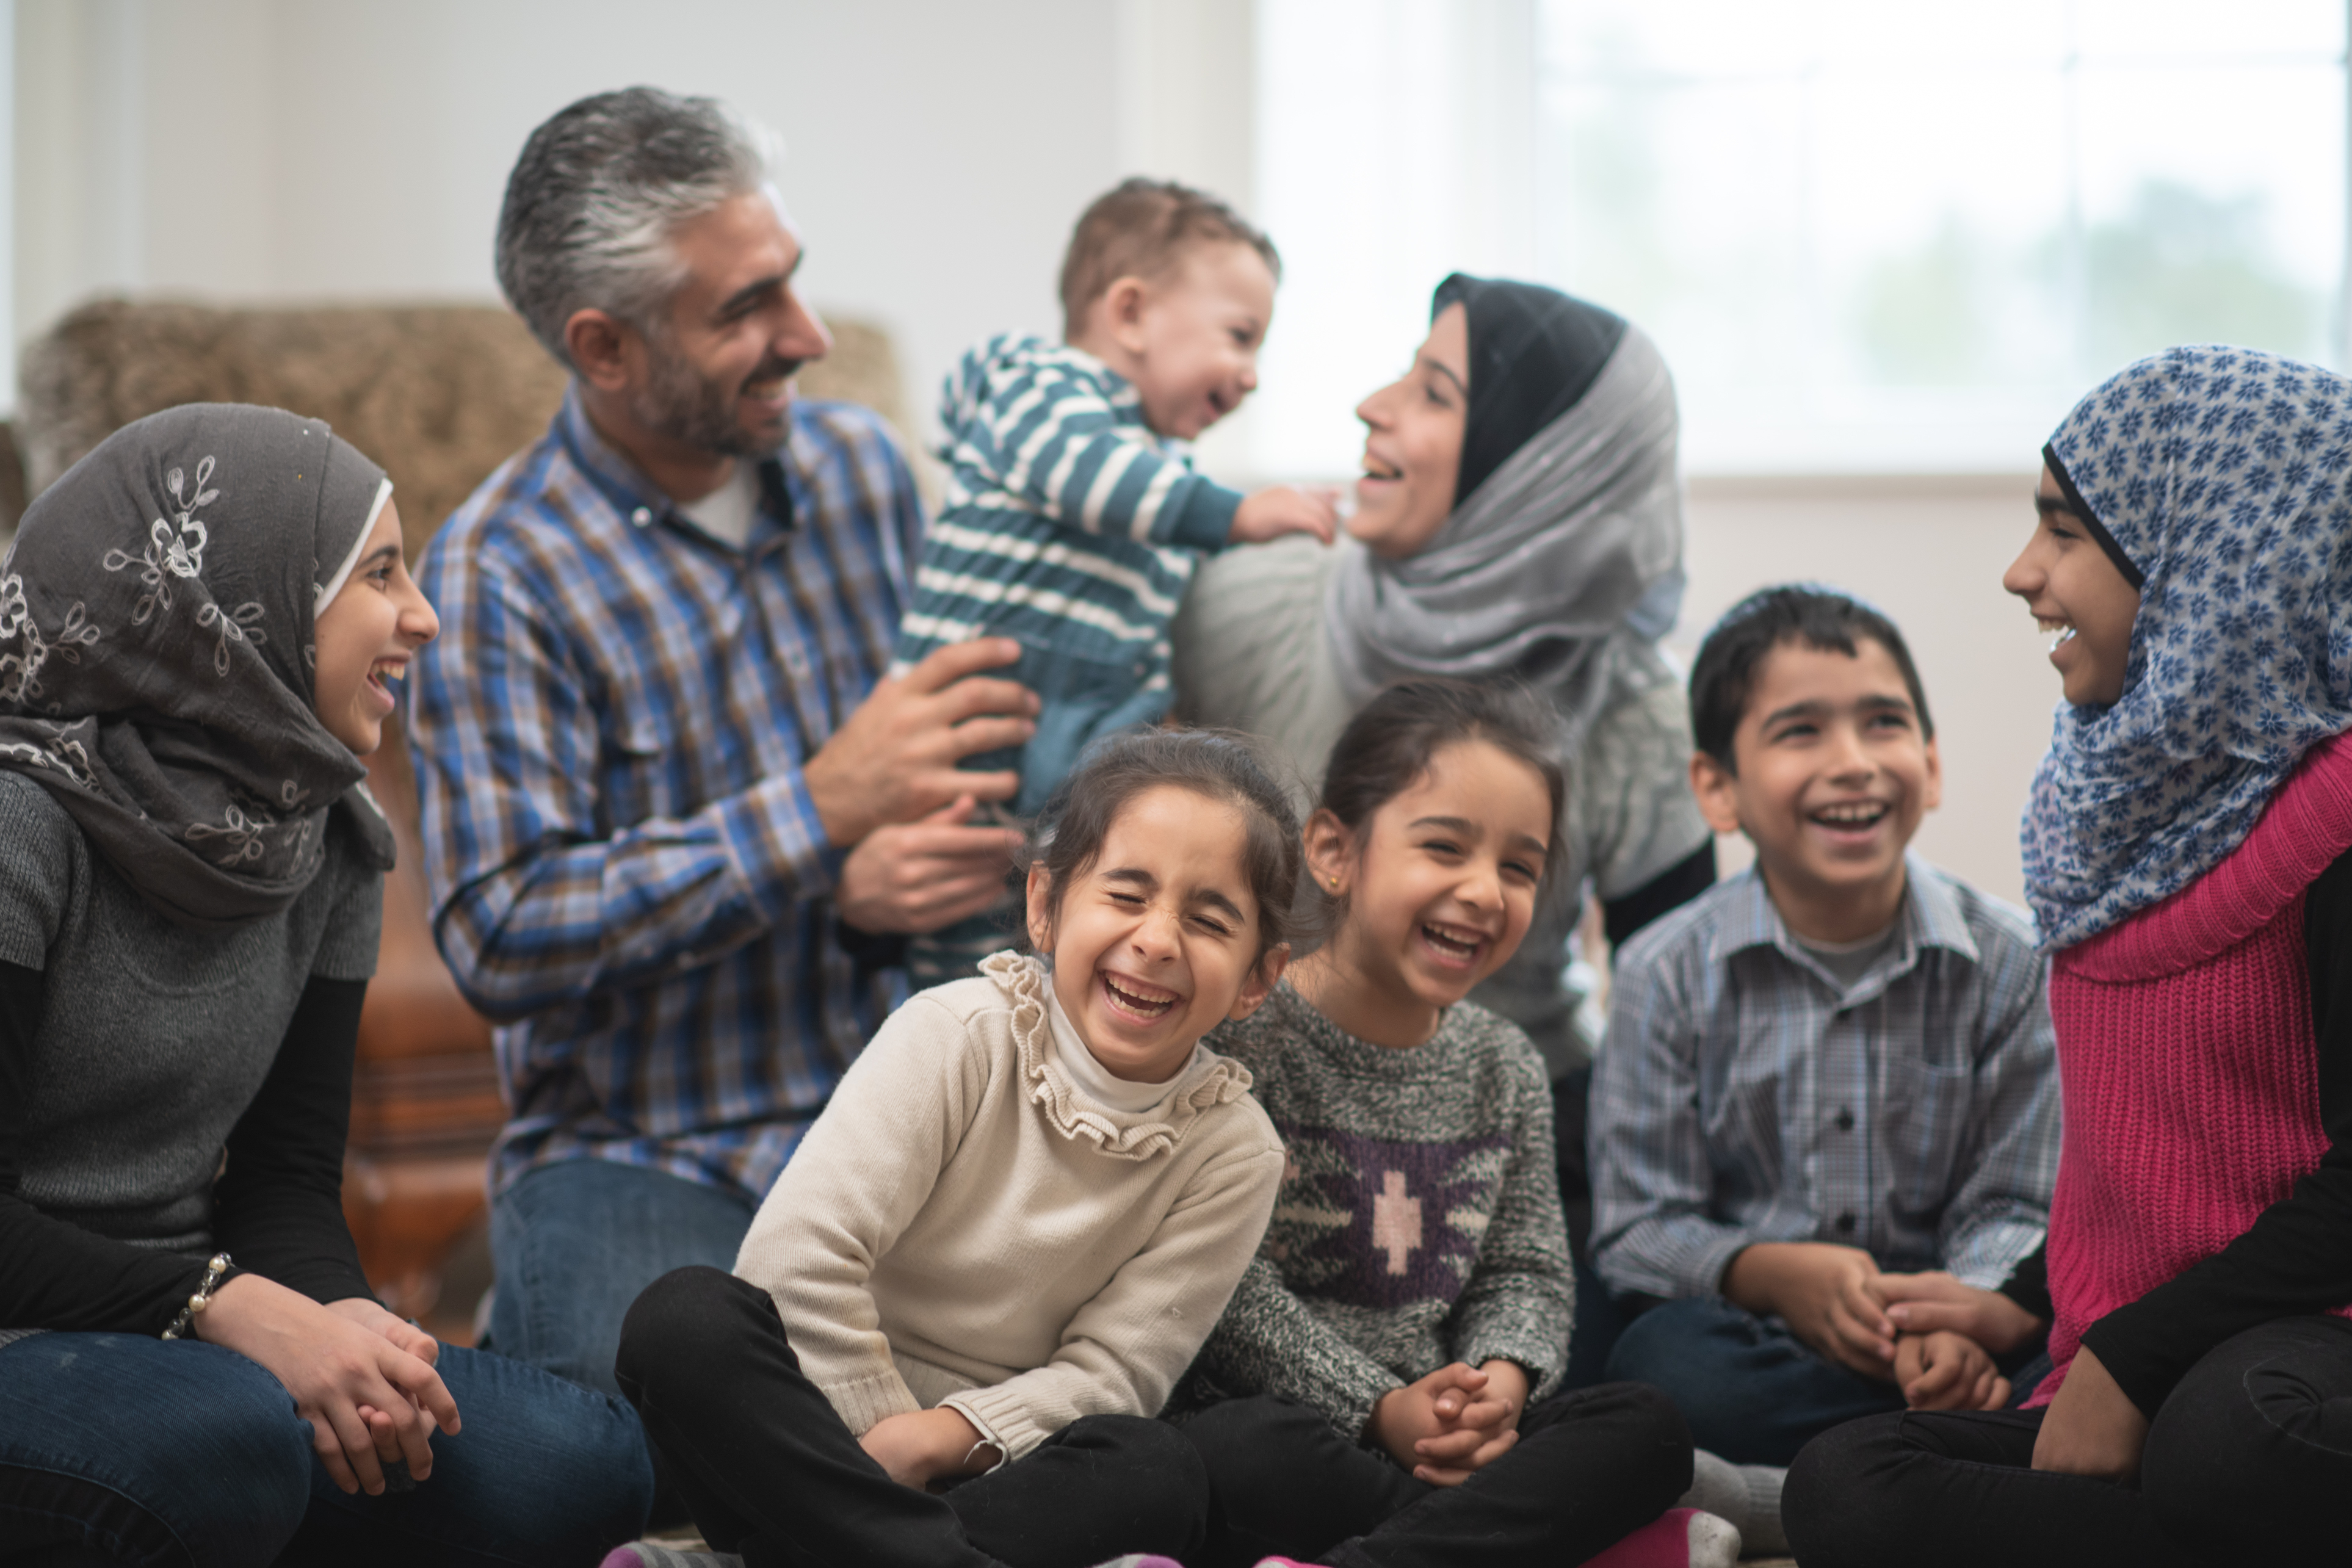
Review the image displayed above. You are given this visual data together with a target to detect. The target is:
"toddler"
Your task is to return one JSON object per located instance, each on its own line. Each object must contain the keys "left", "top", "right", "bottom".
{"left": 612, "top": 729, "right": 1297, "bottom": 1568}
{"left": 900, "top": 177, "right": 1336, "bottom": 981}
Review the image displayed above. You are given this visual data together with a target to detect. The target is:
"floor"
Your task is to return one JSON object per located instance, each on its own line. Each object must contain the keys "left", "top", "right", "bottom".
{"left": 643, "top": 1533, "right": 1805, "bottom": 1564}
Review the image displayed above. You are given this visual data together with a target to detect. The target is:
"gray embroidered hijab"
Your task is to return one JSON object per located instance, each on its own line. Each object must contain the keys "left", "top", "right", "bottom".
{"left": 0, "top": 403, "right": 397, "bottom": 929}
{"left": 1325, "top": 276, "right": 1685, "bottom": 758}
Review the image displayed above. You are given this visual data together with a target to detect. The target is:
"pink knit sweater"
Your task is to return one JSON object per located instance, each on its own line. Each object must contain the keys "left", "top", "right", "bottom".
{"left": 2030, "top": 732, "right": 2352, "bottom": 1407}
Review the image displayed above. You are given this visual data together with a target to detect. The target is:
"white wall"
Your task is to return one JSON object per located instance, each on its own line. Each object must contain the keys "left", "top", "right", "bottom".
{"left": 10, "top": 1, "right": 2058, "bottom": 908}
{"left": 13, "top": 0, "right": 1253, "bottom": 447}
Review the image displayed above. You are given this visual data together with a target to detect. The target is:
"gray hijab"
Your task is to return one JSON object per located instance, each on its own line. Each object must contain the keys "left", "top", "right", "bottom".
{"left": 1326, "top": 278, "right": 1684, "bottom": 758}
{"left": 0, "top": 403, "right": 396, "bottom": 929}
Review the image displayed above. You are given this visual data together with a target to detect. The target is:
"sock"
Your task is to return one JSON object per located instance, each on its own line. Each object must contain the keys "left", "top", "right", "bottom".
{"left": 1581, "top": 1508, "right": 1742, "bottom": 1568}
{"left": 1244, "top": 1559, "right": 1327, "bottom": 1567}
{"left": 606, "top": 1545, "right": 1181, "bottom": 1568}
{"left": 1677, "top": 1449, "right": 1789, "bottom": 1556}
{"left": 598, "top": 1546, "right": 744, "bottom": 1568}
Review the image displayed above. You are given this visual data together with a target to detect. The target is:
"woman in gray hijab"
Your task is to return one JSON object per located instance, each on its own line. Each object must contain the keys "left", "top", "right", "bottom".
{"left": 1176, "top": 275, "right": 1710, "bottom": 1075}
{"left": 0, "top": 404, "right": 652, "bottom": 1564}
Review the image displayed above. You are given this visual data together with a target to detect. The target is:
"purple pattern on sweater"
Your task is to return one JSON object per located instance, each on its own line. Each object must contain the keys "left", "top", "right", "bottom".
{"left": 1268, "top": 1123, "right": 1511, "bottom": 1309}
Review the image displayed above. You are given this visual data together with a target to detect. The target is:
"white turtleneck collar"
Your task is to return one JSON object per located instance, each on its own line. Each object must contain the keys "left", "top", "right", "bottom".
{"left": 1044, "top": 981, "right": 1202, "bottom": 1115}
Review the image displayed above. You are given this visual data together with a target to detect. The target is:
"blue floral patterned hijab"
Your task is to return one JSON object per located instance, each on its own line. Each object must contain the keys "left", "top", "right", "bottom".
{"left": 2023, "top": 345, "right": 2352, "bottom": 951}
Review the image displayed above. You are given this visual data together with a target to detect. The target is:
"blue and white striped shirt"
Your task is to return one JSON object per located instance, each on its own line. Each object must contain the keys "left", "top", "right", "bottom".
{"left": 1590, "top": 856, "right": 2058, "bottom": 1300}
{"left": 408, "top": 388, "right": 922, "bottom": 1200}
{"left": 892, "top": 336, "right": 1240, "bottom": 804}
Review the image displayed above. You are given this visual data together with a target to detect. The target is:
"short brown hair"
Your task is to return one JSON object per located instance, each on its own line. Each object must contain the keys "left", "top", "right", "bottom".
{"left": 1689, "top": 585, "right": 1933, "bottom": 774}
{"left": 1057, "top": 178, "right": 1281, "bottom": 339}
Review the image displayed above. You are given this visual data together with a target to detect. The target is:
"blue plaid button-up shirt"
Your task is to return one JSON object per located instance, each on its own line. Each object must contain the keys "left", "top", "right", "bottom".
{"left": 408, "top": 389, "right": 922, "bottom": 1200}
{"left": 1590, "top": 856, "right": 2058, "bottom": 1300}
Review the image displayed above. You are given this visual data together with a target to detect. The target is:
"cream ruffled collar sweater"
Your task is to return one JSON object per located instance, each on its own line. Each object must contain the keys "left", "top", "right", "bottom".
{"left": 734, "top": 952, "right": 1286, "bottom": 1459}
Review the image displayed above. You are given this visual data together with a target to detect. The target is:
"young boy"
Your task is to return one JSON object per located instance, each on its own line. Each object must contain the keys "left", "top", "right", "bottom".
{"left": 897, "top": 178, "right": 1334, "bottom": 981}
{"left": 1587, "top": 586, "right": 2059, "bottom": 1544}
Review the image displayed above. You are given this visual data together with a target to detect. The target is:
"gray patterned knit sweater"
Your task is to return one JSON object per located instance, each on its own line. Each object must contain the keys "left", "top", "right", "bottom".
{"left": 1171, "top": 980, "right": 1575, "bottom": 1440}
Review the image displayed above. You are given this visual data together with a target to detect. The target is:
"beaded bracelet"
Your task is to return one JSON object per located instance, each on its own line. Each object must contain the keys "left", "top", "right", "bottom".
{"left": 161, "top": 1252, "right": 233, "bottom": 1340}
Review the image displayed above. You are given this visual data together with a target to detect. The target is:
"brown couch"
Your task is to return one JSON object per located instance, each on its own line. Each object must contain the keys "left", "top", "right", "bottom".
{"left": 15, "top": 296, "right": 914, "bottom": 1334}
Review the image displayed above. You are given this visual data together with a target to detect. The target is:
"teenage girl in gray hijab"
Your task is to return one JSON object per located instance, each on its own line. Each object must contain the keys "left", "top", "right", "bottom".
{"left": 1175, "top": 275, "right": 1712, "bottom": 1083}
{"left": 0, "top": 404, "right": 652, "bottom": 1564}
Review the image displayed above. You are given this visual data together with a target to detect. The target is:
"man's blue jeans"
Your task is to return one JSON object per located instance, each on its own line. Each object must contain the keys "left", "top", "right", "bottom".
{"left": 488, "top": 1156, "right": 760, "bottom": 1398}
{"left": 1602, "top": 1294, "right": 1905, "bottom": 1465}
{"left": 0, "top": 1331, "right": 653, "bottom": 1567}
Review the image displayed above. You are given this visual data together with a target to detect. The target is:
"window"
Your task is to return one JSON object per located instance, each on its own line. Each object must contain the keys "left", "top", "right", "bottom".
{"left": 1250, "top": 0, "right": 2349, "bottom": 475}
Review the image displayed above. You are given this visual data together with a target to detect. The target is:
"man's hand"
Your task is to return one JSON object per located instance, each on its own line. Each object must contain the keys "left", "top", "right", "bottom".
{"left": 1877, "top": 1270, "right": 2045, "bottom": 1355}
{"left": 836, "top": 795, "right": 1024, "bottom": 936}
{"left": 1366, "top": 1363, "right": 1522, "bottom": 1486}
{"left": 2031, "top": 1344, "right": 2149, "bottom": 1480}
{"left": 1721, "top": 1241, "right": 1895, "bottom": 1378}
{"left": 1894, "top": 1329, "right": 2010, "bottom": 1411}
{"left": 804, "top": 639, "right": 1038, "bottom": 848}
{"left": 197, "top": 1274, "right": 460, "bottom": 1497}
{"left": 858, "top": 1407, "right": 1000, "bottom": 1492}
{"left": 1231, "top": 485, "right": 1339, "bottom": 546}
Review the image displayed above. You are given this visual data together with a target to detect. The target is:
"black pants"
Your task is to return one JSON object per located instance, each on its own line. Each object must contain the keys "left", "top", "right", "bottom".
{"left": 615, "top": 1267, "right": 1207, "bottom": 1568}
{"left": 1174, "top": 1384, "right": 1691, "bottom": 1568}
{"left": 1783, "top": 1315, "right": 2352, "bottom": 1568}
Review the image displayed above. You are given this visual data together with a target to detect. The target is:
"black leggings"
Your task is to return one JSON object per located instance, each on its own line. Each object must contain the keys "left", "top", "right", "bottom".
{"left": 1174, "top": 1385, "right": 1691, "bottom": 1568}
{"left": 1783, "top": 1315, "right": 2352, "bottom": 1567}
{"left": 616, "top": 1266, "right": 1207, "bottom": 1568}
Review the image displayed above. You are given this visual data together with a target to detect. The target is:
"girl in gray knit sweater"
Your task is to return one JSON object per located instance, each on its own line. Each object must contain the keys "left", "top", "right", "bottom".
{"left": 1174, "top": 680, "right": 1729, "bottom": 1568}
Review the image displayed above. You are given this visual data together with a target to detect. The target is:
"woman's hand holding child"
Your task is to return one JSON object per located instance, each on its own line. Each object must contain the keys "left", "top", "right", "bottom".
{"left": 1367, "top": 1360, "right": 1527, "bottom": 1486}
{"left": 195, "top": 1273, "right": 460, "bottom": 1497}
{"left": 859, "top": 1407, "right": 1003, "bottom": 1492}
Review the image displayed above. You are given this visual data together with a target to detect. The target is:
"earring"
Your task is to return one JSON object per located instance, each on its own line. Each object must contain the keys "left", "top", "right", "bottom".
{"left": 1328, "top": 875, "right": 1341, "bottom": 890}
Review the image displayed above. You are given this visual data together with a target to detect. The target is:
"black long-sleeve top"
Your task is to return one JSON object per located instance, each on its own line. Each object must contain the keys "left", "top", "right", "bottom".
{"left": 0, "top": 962, "right": 377, "bottom": 1335}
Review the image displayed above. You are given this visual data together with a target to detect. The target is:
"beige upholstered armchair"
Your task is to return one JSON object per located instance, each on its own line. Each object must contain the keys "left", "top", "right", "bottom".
{"left": 13, "top": 297, "right": 915, "bottom": 1335}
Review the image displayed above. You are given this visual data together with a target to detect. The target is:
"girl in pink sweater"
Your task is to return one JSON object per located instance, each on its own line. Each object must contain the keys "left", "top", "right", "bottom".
{"left": 1784, "top": 346, "right": 2352, "bottom": 1566}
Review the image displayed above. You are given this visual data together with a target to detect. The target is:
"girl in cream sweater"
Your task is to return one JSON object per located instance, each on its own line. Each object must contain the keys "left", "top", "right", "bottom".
{"left": 610, "top": 729, "right": 1296, "bottom": 1568}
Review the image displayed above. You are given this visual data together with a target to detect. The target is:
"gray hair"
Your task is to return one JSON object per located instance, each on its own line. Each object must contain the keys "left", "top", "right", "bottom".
{"left": 496, "top": 87, "right": 778, "bottom": 369}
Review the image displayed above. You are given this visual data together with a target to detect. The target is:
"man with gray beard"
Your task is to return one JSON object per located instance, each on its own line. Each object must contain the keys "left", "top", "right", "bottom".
{"left": 408, "top": 87, "right": 1037, "bottom": 1409}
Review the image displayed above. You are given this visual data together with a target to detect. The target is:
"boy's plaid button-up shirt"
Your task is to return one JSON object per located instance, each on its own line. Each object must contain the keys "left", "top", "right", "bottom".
{"left": 408, "top": 389, "right": 922, "bottom": 1200}
{"left": 1590, "top": 855, "right": 2058, "bottom": 1301}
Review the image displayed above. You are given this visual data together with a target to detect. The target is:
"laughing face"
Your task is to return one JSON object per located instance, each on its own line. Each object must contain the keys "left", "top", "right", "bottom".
{"left": 2001, "top": 467, "right": 2143, "bottom": 708}
{"left": 311, "top": 497, "right": 439, "bottom": 756}
{"left": 631, "top": 187, "right": 833, "bottom": 461}
{"left": 1297, "top": 739, "right": 1552, "bottom": 1048}
{"left": 1692, "top": 637, "right": 1941, "bottom": 942}
{"left": 1347, "top": 301, "right": 1468, "bottom": 560}
{"left": 1111, "top": 240, "right": 1277, "bottom": 442}
{"left": 1026, "top": 784, "right": 1284, "bottom": 1084}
